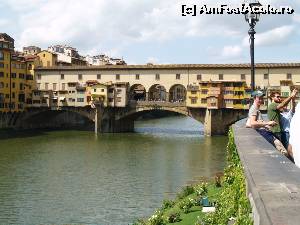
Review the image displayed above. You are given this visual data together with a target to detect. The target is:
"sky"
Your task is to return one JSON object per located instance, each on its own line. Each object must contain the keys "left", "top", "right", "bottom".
{"left": 0, "top": 0, "right": 300, "bottom": 64}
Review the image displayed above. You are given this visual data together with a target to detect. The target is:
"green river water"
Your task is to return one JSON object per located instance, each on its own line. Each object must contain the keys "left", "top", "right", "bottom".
{"left": 0, "top": 116, "right": 227, "bottom": 225}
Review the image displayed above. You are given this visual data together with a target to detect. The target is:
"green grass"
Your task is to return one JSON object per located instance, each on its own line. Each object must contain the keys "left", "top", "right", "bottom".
{"left": 163, "top": 183, "right": 222, "bottom": 225}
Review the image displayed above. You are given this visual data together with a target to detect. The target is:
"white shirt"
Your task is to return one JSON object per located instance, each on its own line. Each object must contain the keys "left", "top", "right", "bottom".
{"left": 289, "top": 104, "right": 300, "bottom": 168}
{"left": 280, "top": 109, "right": 293, "bottom": 132}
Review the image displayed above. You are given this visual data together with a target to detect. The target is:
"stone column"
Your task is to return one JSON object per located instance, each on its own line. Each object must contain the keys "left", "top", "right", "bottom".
{"left": 204, "top": 108, "right": 227, "bottom": 136}
{"left": 165, "top": 92, "right": 169, "bottom": 102}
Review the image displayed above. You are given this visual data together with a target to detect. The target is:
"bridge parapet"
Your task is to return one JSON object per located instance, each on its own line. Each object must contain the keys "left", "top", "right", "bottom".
{"left": 233, "top": 119, "right": 300, "bottom": 225}
{"left": 131, "top": 100, "right": 185, "bottom": 108}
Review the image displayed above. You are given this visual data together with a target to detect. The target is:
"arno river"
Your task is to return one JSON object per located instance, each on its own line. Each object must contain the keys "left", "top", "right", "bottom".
{"left": 0, "top": 116, "right": 227, "bottom": 225}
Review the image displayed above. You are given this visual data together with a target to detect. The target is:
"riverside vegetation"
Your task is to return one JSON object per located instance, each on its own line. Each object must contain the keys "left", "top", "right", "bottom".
{"left": 133, "top": 129, "right": 253, "bottom": 225}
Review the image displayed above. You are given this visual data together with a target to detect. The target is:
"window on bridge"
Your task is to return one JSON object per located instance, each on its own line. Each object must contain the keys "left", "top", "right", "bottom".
{"left": 149, "top": 84, "right": 166, "bottom": 101}
{"left": 169, "top": 84, "right": 186, "bottom": 103}
{"left": 129, "top": 84, "right": 146, "bottom": 101}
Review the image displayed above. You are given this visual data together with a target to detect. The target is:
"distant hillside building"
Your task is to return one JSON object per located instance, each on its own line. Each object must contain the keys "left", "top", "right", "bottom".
{"left": 48, "top": 45, "right": 87, "bottom": 66}
{"left": 23, "top": 46, "right": 41, "bottom": 55}
{"left": 85, "top": 54, "right": 126, "bottom": 66}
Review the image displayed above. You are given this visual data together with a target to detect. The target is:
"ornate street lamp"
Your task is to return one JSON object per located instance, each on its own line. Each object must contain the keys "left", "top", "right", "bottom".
{"left": 244, "top": 0, "right": 261, "bottom": 91}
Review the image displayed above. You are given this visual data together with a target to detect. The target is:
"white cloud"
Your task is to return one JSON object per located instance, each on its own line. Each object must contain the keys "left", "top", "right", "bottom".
{"left": 146, "top": 57, "right": 159, "bottom": 64}
{"left": 242, "top": 25, "right": 295, "bottom": 47}
{"left": 12, "top": 0, "right": 249, "bottom": 49}
{"left": 221, "top": 45, "right": 243, "bottom": 58}
{"left": 2, "top": 0, "right": 300, "bottom": 63}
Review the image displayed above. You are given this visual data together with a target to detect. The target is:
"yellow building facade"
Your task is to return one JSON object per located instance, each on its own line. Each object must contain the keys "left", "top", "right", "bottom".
{"left": 0, "top": 33, "right": 38, "bottom": 112}
{"left": 186, "top": 81, "right": 249, "bottom": 109}
{"left": 37, "top": 50, "right": 58, "bottom": 67}
{"left": 0, "top": 33, "right": 14, "bottom": 112}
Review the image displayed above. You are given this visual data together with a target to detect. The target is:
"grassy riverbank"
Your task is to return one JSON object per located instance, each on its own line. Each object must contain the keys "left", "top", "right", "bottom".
{"left": 133, "top": 129, "right": 253, "bottom": 225}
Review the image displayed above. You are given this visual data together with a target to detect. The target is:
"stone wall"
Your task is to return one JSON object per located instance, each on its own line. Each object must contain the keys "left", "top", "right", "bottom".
{"left": 233, "top": 119, "right": 300, "bottom": 225}
{"left": 0, "top": 112, "right": 21, "bottom": 129}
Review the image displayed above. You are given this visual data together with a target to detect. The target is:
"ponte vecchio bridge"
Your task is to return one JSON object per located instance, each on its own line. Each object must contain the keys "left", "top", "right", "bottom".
{"left": 14, "top": 100, "right": 248, "bottom": 136}
{"left": 10, "top": 63, "right": 292, "bottom": 135}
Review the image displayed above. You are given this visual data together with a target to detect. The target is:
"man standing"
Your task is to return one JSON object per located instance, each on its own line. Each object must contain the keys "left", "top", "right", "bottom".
{"left": 248, "top": 90, "right": 287, "bottom": 156}
{"left": 248, "top": 90, "right": 276, "bottom": 143}
{"left": 267, "top": 89, "right": 298, "bottom": 142}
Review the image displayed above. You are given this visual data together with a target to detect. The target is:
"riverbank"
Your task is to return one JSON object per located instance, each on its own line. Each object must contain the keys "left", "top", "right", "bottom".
{"left": 134, "top": 128, "right": 252, "bottom": 225}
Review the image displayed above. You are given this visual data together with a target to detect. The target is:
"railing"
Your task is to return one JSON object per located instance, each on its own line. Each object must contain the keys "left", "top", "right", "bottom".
{"left": 129, "top": 100, "right": 185, "bottom": 108}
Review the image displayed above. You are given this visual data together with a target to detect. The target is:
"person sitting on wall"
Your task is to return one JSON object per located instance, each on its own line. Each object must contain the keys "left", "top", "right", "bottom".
{"left": 246, "top": 90, "right": 288, "bottom": 156}
{"left": 267, "top": 89, "right": 298, "bottom": 143}
{"left": 280, "top": 98, "right": 296, "bottom": 149}
{"left": 288, "top": 103, "right": 300, "bottom": 166}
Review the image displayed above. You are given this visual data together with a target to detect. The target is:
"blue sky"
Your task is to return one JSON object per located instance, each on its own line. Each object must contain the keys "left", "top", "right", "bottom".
{"left": 0, "top": 0, "right": 300, "bottom": 64}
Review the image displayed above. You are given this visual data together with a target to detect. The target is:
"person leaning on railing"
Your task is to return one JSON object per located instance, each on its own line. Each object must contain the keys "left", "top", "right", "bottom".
{"left": 246, "top": 90, "right": 288, "bottom": 156}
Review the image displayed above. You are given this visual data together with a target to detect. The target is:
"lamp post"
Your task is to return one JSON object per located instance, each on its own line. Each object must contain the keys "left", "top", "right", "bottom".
{"left": 244, "top": 0, "right": 261, "bottom": 91}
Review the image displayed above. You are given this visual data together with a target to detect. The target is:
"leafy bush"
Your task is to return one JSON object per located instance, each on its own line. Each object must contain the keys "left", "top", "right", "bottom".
{"left": 195, "top": 182, "right": 208, "bottom": 196}
{"left": 178, "top": 198, "right": 196, "bottom": 214}
{"left": 214, "top": 172, "right": 223, "bottom": 187}
{"left": 132, "top": 219, "right": 147, "bottom": 225}
{"left": 148, "top": 210, "right": 165, "bottom": 225}
{"left": 167, "top": 212, "right": 181, "bottom": 223}
{"left": 176, "top": 185, "right": 195, "bottom": 200}
{"left": 161, "top": 199, "right": 175, "bottom": 210}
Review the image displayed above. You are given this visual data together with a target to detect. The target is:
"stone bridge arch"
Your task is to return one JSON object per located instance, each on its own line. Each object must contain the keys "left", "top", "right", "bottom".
{"left": 16, "top": 107, "right": 95, "bottom": 130}
{"left": 116, "top": 105, "right": 248, "bottom": 135}
{"left": 116, "top": 104, "right": 190, "bottom": 121}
